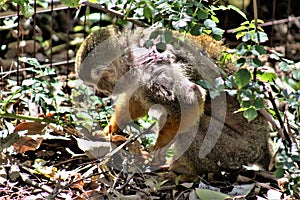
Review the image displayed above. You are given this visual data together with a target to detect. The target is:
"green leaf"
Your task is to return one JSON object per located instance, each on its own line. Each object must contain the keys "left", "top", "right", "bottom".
{"left": 144, "top": 39, "right": 154, "bottom": 48}
{"left": 144, "top": 6, "right": 153, "bottom": 22}
{"left": 212, "top": 27, "right": 224, "bottom": 36}
{"left": 240, "top": 21, "right": 250, "bottom": 26}
{"left": 278, "top": 62, "right": 293, "bottom": 72}
{"left": 195, "top": 189, "right": 231, "bottom": 200}
{"left": 236, "top": 58, "right": 246, "bottom": 67}
{"left": 236, "top": 43, "right": 248, "bottom": 55}
{"left": 233, "top": 25, "right": 248, "bottom": 33}
{"left": 274, "top": 168, "right": 285, "bottom": 178}
{"left": 211, "top": 15, "right": 219, "bottom": 23}
{"left": 212, "top": 34, "right": 222, "bottom": 41}
{"left": 269, "top": 51, "right": 283, "bottom": 60}
{"left": 156, "top": 42, "right": 167, "bottom": 52}
{"left": 235, "top": 68, "right": 251, "bottom": 88}
{"left": 253, "top": 31, "right": 268, "bottom": 43}
{"left": 190, "top": 25, "right": 202, "bottom": 36}
{"left": 172, "top": 19, "right": 188, "bottom": 29}
{"left": 242, "top": 32, "right": 252, "bottom": 42}
{"left": 292, "top": 69, "right": 300, "bottom": 80}
{"left": 251, "top": 45, "right": 266, "bottom": 56}
{"left": 225, "top": 75, "right": 235, "bottom": 89}
{"left": 214, "top": 77, "right": 224, "bottom": 90}
{"left": 196, "top": 80, "right": 213, "bottom": 89}
{"left": 149, "top": 30, "right": 160, "bottom": 39}
{"left": 257, "top": 71, "right": 277, "bottom": 82}
{"left": 204, "top": 19, "right": 216, "bottom": 28}
{"left": 253, "top": 98, "right": 265, "bottom": 109}
{"left": 162, "top": 30, "right": 173, "bottom": 43}
{"left": 60, "top": 0, "right": 79, "bottom": 8}
{"left": 16, "top": 0, "right": 34, "bottom": 18}
{"left": 243, "top": 107, "right": 258, "bottom": 122}
{"left": 282, "top": 58, "right": 294, "bottom": 64}
{"left": 249, "top": 58, "right": 263, "bottom": 67}
{"left": 210, "top": 90, "right": 220, "bottom": 99}
{"left": 236, "top": 31, "right": 247, "bottom": 40}
{"left": 19, "top": 57, "right": 42, "bottom": 67}
{"left": 197, "top": 9, "right": 208, "bottom": 19}
{"left": 228, "top": 4, "right": 247, "bottom": 20}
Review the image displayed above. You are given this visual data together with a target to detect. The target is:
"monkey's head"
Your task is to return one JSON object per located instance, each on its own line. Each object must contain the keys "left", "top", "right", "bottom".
{"left": 75, "top": 25, "right": 127, "bottom": 94}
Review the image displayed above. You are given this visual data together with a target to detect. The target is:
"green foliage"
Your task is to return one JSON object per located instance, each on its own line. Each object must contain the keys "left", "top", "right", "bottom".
{"left": 60, "top": 0, "right": 79, "bottom": 8}
{"left": 233, "top": 19, "right": 268, "bottom": 43}
{"left": 71, "top": 80, "right": 113, "bottom": 133}
{"left": 0, "top": 58, "right": 70, "bottom": 124}
{"left": 12, "top": 0, "right": 34, "bottom": 18}
{"left": 275, "top": 142, "right": 300, "bottom": 196}
{"left": 229, "top": 13, "right": 299, "bottom": 196}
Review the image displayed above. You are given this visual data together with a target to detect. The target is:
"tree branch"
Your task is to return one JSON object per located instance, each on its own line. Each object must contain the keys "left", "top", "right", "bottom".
{"left": 82, "top": 1, "right": 149, "bottom": 28}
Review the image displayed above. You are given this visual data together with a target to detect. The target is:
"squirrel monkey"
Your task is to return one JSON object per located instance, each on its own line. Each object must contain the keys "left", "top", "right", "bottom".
{"left": 75, "top": 25, "right": 214, "bottom": 150}
{"left": 75, "top": 25, "right": 271, "bottom": 178}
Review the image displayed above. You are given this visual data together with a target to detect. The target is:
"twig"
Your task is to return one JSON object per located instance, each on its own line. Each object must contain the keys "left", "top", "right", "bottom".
{"left": 226, "top": 15, "right": 300, "bottom": 33}
{"left": 266, "top": 90, "right": 292, "bottom": 146}
{"left": 102, "top": 122, "right": 156, "bottom": 160}
{"left": 20, "top": 172, "right": 53, "bottom": 193}
{"left": 46, "top": 176, "right": 62, "bottom": 199}
{"left": 82, "top": 1, "right": 149, "bottom": 27}
{"left": 259, "top": 109, "right": 285, "bottom": 139}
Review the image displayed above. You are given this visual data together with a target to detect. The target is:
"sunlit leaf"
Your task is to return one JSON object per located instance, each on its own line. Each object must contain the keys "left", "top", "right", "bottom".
{"left": 292, "top": 70, "right": 300, "bottom": 80}
{"left": 279, "top": 62, "right": 293, "bottom": 72}
{"left": 242, "top": 32, "right": 252, "bottom": 42}
{"left": 236, "top": 31, "right": 247, "bottom": 40}
{"left": 228, "top": 4, "right": 247, "bottom": 20}
{"left": 233, "top": 25, "right": 248, "bottom": 33}
{"left": 204, "top": 19, "right": 216, "bottom": 28}
{"left": 257, "top": 71, "right": 277, "bottom": 82}
{"left": 212, "top": 27, "right": 224, "bottom": 36}
{"left": 211, "top": 15, "right": 219, "bottom": 23}
{"left": 253, "top": 31, "right": 268, "bottom": 43}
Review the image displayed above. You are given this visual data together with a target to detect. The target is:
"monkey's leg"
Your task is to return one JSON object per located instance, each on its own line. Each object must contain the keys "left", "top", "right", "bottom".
{"left": 153, "top": 100, "right": 203, "bottom": 150}
{"left": 104, "top": 93, "right": 149, "bottom": 134}
{"left": 153, "top": 116, "right": 181, "bottom": 150}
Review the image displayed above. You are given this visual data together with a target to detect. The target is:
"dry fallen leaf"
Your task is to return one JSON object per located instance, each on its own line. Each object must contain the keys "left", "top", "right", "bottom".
{"left": 14, "top": 122, "right": 48, "bottom": 135}
{"left": 13, "top": 137, "right": 43, "bottom": 154}
{"left": 75, "top": 137, "right": 112, "bottom": 159}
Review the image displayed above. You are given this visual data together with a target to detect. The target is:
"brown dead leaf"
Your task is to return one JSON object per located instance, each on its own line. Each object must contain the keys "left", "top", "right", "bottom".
{"left": 13, "top": 136, "right": 43, "bottom": 154}
{"left": 70, "top": 173, "right": 85, "bottom": 191}
{"left": 14, "top": 122, "right": 47, "bottom": 135}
